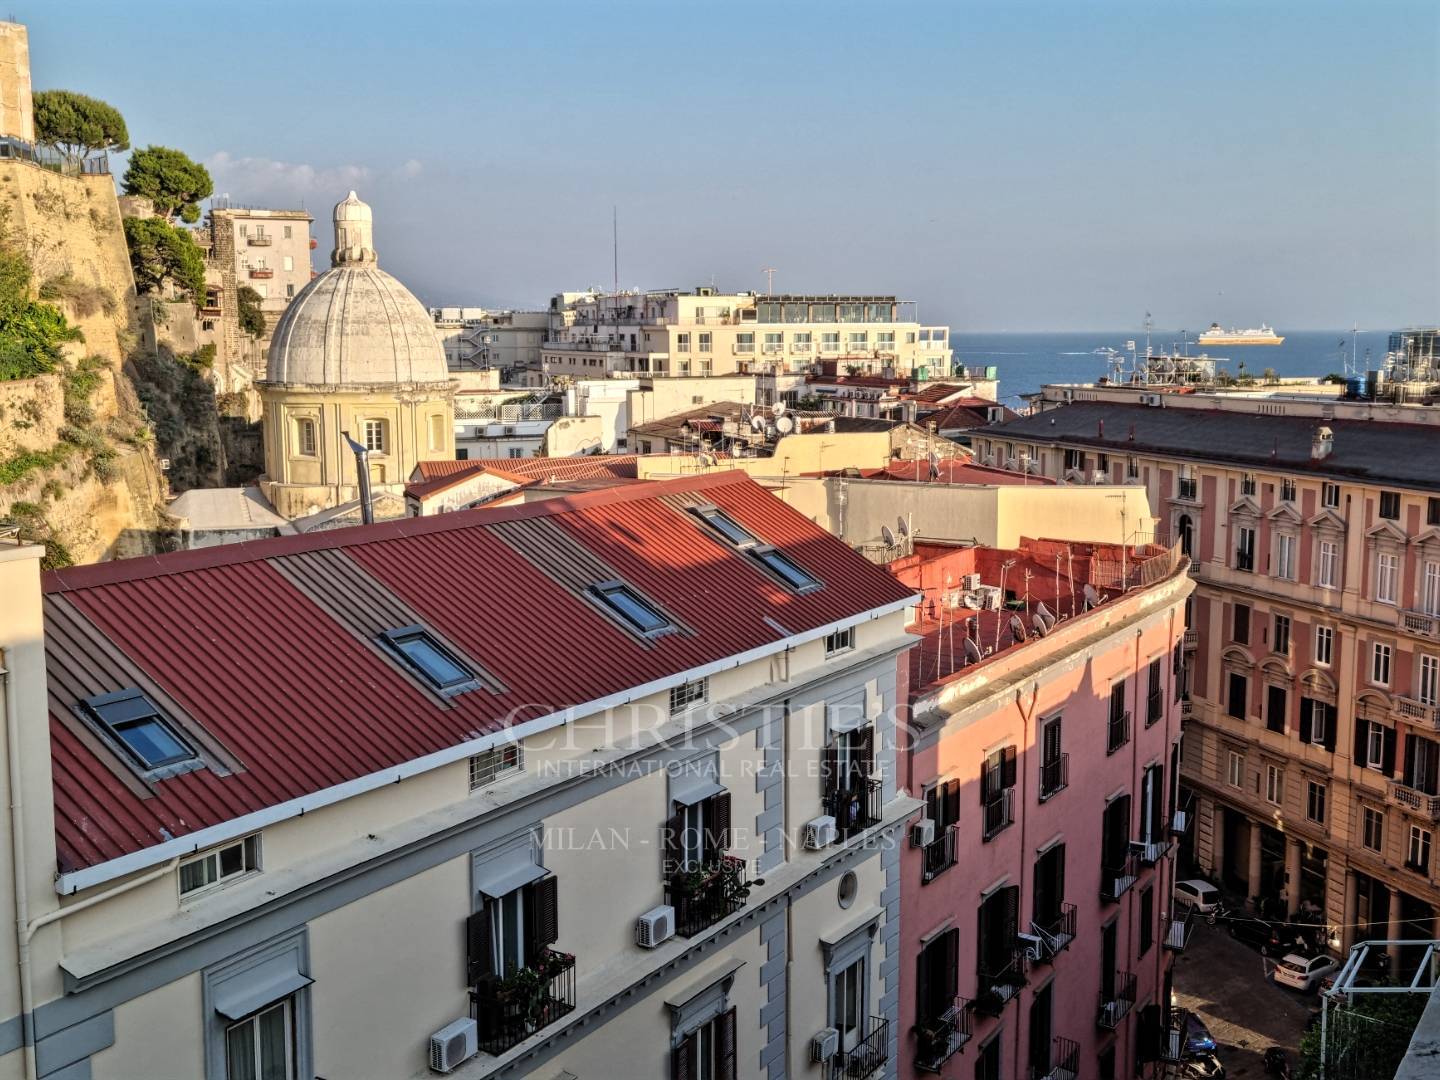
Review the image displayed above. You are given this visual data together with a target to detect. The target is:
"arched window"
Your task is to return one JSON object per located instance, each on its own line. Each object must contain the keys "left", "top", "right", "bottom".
{"left": 295, "top": 417, "right": 317, "bottom": 457}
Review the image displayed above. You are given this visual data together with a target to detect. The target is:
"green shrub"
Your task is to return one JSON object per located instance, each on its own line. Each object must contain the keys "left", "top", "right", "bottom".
{"left": 0, "top": 444, "right": 72, "bottom": 486}
{"left": 38, "top": 274, "right": 118, "bottom": 318}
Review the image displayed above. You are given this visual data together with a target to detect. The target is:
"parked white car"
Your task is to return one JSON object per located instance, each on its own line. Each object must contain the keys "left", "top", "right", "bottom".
{"left": 1272, "top": 953, "right": 1341, "bottom": 992}
{"left": 1173, "top": 879, "right": 1221, "bottom": 916}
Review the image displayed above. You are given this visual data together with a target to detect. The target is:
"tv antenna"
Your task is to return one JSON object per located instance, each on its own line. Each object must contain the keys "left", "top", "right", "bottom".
{"left": 761, "top": 267, "right": 777, "bottom": 295}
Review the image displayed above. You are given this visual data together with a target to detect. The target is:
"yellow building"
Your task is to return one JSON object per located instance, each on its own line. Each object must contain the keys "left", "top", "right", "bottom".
{"left": 258, "top": 191, "right": 456, "bottom": 519}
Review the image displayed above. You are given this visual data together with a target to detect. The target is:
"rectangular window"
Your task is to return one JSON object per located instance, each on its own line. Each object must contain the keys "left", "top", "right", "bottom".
{"left": 692, "top": 505, "right": 758, "bottom": 547}
{"left": 975, "top": 1034, "right": 1001, "bottom": 1080}
{"left": 1265, "top": 765, "right": 1282, "bottom": 805}
{"left": 286, "top": 283, "right": 295, "bottom": 298}
{"left": 226, "top": 999, "right": 295, "bottom": 1080}
{"left": 1241, "top": 473, "right": 1256, "bottom": 496}
{"left": 1425, "top": 562, "right": 1440, "bottom": 617}
{"left": 1366, "top": 721, "right": 1385, "bottom": 771}
{"left": 1107, "top": 681, "right": 1129, "bottom": 753}
{"left": 1227, "top": 672, "right": 1247, "bottom": 720}
{"left": 1276, "top": 534, "right": 1296, "bottom": 580}
{"left": 382, "top": 627, "right": 476, "bottom": 692}
{"left": 1273, "top": 614, "right": 1291, "bottom": 655}
{"left": 763, "top": 332, "right": 783, "bottom": 352}
{"left": 1146, "top": 658, "right": 1163, "bottom": 726}
{"left": 1266, "top": 684, "right": 1287, "bottom": 734}
{"left": 1430, "top": 498, "right": 1440, "bottom": 526}
{"left": 1306, "top": 781, "right": 1327, "bottom": 825}
{"left": 1363, "top": 807, "right": 1384, "bottom": 853}
{"left": 1139, "top": 886, "right": 1154, "bottom": 955}
{"left": 675, "top": 332, "right": 690, "bottom": 352}
{"left": 735, "top": 332, "right": 754, "bottom": 353}
{"left": 82, "top": 688, "right": 195, "bottom": 770}
{"left": 1315, "top": 625, "right": 1333, "bottom": 666}
{"left": 1236, "top": 526, "right": 1256, "bottom": 572}
{"left": 295, "top": 418, "right": 317, "bottom": 456}
{"left": 282, "top": 255, "right": 294, "bottom": 272}
{"left": 698, "top": 332, "right": 711, "bottom": 353}
{"left": 916, "top": 926, "right": 959, "bottom": 1029}
{"left": 1227, "top": 750, "right": 1244, "bottom": 788}
{"left": 362, "top": 418, "right": 385, "bottom": 452}
{"left": 1408, "top": 826, "right": 1432, "bottom": 874}
{"left": 593, "top": 582, "right": 672, "bottom": 635}
{"left": 1318, "top": 540, "right": 1339, "bottom": 589}
{"left": 179, "top": 835, "right": 260, "bottom": 897}
{"left": 1422, "top": 656, "right": 1440, "bottom": 708}
{"left": 1380, "top": 491, "right": 1401, "bottom": 520}
{"left": 283, "top": 225, "right": 292, "bottom": 239}
{"left": 1232, "top": 604, "right": 1250, "bottom": 645}
{"left": 821, "top": 332, "right": 840, "bottom": 352}
{"left": 847, "top": 331, "right": 868, "bottom": 350}
{"left": 1323, "top": 482, "right": 1341, "bottom": 509}
{"left": 469, "top": 744, "right": 522, "bottom": 789}
{"left": 669, "top": 678, "right": 708, "bottom": 714}
{"left": 750, "top": 547, "right": 819, "bottom": 591}
{"left": 824, "top": 627, "right": 856, "bottom": 657}
{"left": 1376, "top": 552, "right": 1399, "bottom": 604}
{"left": 1281, "top": 478, "right": 1297, "bottom": 502}
{"left": 1373, "top": 642, "right": 1393, "bottom": 686}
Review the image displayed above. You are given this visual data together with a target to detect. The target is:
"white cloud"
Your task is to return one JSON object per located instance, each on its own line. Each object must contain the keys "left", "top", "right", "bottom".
{"left": 205, "top": 151, "right": 372, "bottom": 206}
{"left": 398, "top": 159, "right": 423, "bottom": 179}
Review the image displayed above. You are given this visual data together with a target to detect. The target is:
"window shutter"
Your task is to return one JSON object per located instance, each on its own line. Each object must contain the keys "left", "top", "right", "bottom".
{"left": 1404, "top": 734, "right": 1417, "bottom": 786}
{"left": 1137, "top": 1003, "right": 1161, "bottom": 1062}
{"left": 1055, "top": 843, "right": 1066, "bottom": 905}
{"left": 465, "top": 905, "right": 492, "bottom": 987}
{"left": 980, "top": 756, "right": 992, "bottom": 805}
{"left": 822, "top": 739, "right": 839, "bottom": 796}
{"left": 663, "top": 810, "right": 685, "bottom": 880}
{"left": 717, "top": 1006, "right": 737, "bottom": 1080}
{"left": 1383, "top": 726, "right": 1398, "bottom": 775}
{"left": 943, "top": 927, "right": 959, "bottom": 998}
{"left": 525, "top": 874, "right": 559, "bottom": 963}
{"left": 1354, "top": 718, "right": 1369, "bottom": 766}
{"left": 672, "top": 1034, "right": 695, "bottom": 1080}
{"left": 1002, "top": 884, "right": 1019, "bottom": 941}
{"left": 1322, "top": 704, "right": 1337, "bottom": 752}
{"left": 1149, "top": 766, "right": 1165, "bottom": 840}
{"left": 707, "top": 790, "right": 732, "bottom": 855}
{"left": 1299, "top": 699, "right": 1314, "bottom": 745}
{"left": 916, "top": 950, "right": 932, "bottom": 1022}
{"left": 1002, "top": 745, "right": 1017, "bottom": 790}
{"left": 944, "top": 778, "right": 961, "bottom": 828}
{"left": 856, "top": 724, "right": 875, "bottom": 779}
{"left": 925, "top": 785, "right": 939, "bottom": 823}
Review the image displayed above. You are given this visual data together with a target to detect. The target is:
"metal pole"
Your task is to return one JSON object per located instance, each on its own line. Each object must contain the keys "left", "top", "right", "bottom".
{"left": 343, "top": 432, "right": 375, "bottom": 525}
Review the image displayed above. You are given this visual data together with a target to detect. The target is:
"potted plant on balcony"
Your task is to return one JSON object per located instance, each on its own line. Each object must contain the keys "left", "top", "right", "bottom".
{"left": 493, "top": 949, "right": 572, "bottom": 1034}
{"left": 915, "top": 1015, "right": 950, "bottom": 1061}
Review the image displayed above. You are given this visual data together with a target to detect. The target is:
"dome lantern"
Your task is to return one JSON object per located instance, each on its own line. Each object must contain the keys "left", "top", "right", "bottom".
{"left": 331, "top": 190, "right": 377, "bottom": 267}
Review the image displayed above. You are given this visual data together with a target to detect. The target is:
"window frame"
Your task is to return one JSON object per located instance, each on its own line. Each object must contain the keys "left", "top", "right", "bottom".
{"left": 379, "top": 625, "right": 482, "bottom": 695}
{"left": 1314, "top": 625, "right": 1334, "bottom": 667}
{"left": 824, "top": 626, "right": 857, "bottom": 657}
{"left": 1306, "top": 780, "right": 1327, "bottom": 825}
{"left": 1408, "top": 825, "right": 1432, "bottom": 874}
{"left": 749, "top": 545, "right": 821, "bottom": 592}
{"left": 1265, "top": 765, "right": 1282, "bottom": 806}
{"left": 1322, "top": 482, "right": 1341, "bottom": 509}
{"left": 361, "top": 418, "right": 386, "bottom": 454}
{"left": 469, "top": 744, "right": 523, "bottom": 790}
{"left": 1227, "top": 750, "right": 1244, "bottom": 789}
{"left": 591, "top": 581, "right": 675, "bottom": 638}
{"left": 180, "top": 835, "right": 261, "bottom": 899}
{"left": 669, "top": 678, "right": 709, "bottom": 715}
{"left": 1379, "top": 491, "right": 1401, "bottom": 521}
{"left": 81, "top": 687, "right": 198, "bottom": 773}
{"left": 1372, "top": 642, "right": 1393, "bottom": 687}
{"left": 1362, "top": 806, "right": 1384, "bottom": 853}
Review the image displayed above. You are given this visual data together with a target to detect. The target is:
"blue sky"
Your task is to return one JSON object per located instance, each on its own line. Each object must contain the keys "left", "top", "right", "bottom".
{"left": 28, "top": 0, "right": 1439, "bottom": 330}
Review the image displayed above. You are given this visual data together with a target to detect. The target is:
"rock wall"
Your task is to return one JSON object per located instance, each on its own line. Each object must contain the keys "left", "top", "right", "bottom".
{"left": 0, "top": 373, "right": 61, "bottom": 456}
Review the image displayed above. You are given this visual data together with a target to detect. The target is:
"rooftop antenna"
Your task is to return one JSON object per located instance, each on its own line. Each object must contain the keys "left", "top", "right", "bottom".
{"left": 1144, "top": 311, "right": 1154, "bottom": 359}
{"left": 612, "top": 206, "right": 619, "bottom": 297}
{"left": 761, "top": 267, "right": 777, "bottom": 295}
{"left": 342, "top": 432, "right": 375, "bottom": 525}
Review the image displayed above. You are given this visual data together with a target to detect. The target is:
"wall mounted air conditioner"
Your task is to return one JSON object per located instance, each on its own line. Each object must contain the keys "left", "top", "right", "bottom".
{"left": 804, "top": 815, "right": 837, "bottom": 850}
{"left": 962, "top": 573, "right": 982, "bottom": 591}
{"left": 1016, "top": 931, "right": 1043, "bottom": 962}
{"left": 635, "top": 905, "right": 676, "bottom": 948}
{"left": 811, "top": 1028, "right": 840, "bottom": 1063}
{"left": 910, "top": 818, "right": 936, "bottom": 848}
{"left": 429, "top": 1018, "right": 479, "bottom": 1073}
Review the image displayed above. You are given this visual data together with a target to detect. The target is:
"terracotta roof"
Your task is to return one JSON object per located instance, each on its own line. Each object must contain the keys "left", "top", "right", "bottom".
{"left": 43, "top": 472, "right": 912, "bottom": 874}
{"left": 923, "top": 402, "right": 1018, "bottom": 431}
{"left": 908, "top": 383, "right": 969, "bottom": 403}
{"left": 414, "top": 454, "right": 642, "bottom": 484}
{"left": 403, "top": 463, "right": 538, "bottom": 502}
{"left": 809, "top": 460, "right": 1049, "bottom": 486}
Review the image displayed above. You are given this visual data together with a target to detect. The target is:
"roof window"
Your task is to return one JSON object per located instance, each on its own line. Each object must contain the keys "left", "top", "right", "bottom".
{"left": 592, "top": 582, "right": 673, "bottom": 636}
{"left": 750, "top": 546, "right": 820, "bottom": 591}
{"left": 693, "top": 505, "right": 758, "bottom": 548}
{"left": 380, "top": 626, "right": 479, "bottom": 694}
{"left": 83, "top": 689, "right": 196, "bottom": 770}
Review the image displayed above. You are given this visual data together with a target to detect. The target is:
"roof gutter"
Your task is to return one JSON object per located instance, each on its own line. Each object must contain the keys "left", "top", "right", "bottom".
{"left": 54, "top": 593, "right": 918, "bottom": 896}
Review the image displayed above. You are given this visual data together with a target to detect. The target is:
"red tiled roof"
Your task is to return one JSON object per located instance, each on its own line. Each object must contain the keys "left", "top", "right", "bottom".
{"left": 404, "top": 464, "right": 538, "bottom": 502}
{"left": 43, "top": 472, "right": 912, "bottom": 874}
{"left": 907, "top": 383, "right": 968, "bottom": 403}
{"left": 415, "top": 454, "right": 642, "bottom": 483}
{"left": 922, "top": 403, "right": 1018, "bottom": 431}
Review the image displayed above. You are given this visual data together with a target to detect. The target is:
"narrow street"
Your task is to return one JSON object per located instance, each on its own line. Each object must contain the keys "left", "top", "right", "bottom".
{"left": 1171, "top": 921, "right": 1315, "bottom": 1077}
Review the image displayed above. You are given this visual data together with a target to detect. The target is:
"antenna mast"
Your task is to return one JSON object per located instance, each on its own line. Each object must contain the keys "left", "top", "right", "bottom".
{"left": 761, "top": 267, "right": 777, "bottom": 295}
{"left": 612, "top": 206, "right": 618, "bottom": 296}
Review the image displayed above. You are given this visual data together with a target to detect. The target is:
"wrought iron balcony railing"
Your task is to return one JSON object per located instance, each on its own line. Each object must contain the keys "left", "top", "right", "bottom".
{"left": 1039, "top": 754, "right": 1069, "bottom": 801}
{"left": 1031, "top": 904, "right": 1077, "bottom": 963}
{"left": 1096, "top": 970, "right": 1137, "bottom": 1030}
{"left": 1107, "top": 709, "right": 1130, "bottom": 754}
{"left": 974, "top": 948, "right": 1028, "bottom": 1015}
{"left": 826, "top": 777, "right": 883, "bottom": 839}
{"left": 1161, "top": 1007, "right": 1189, "bottom": 1061}
{"left": 828, "top": 1016, "right": 889, "bottom": 1079}
{"left": 921, "top": 823, "right": 958, "bottom": 882}
{"left": 1132, "top": 836, "right": 1172, "bottom": 865}
{"left": 470, "top": 948, "right": 576, "bottom": 1056}
{"left": 1163, "top": 908, "right": 1194, "bottom": 953}
{"left": 1100, "top": 854, "right": 1138, "bottom": 903}
{"left": 667, "top": 855, "right": 749, "bottom": 937}
{"left": 982, "top": 787, "right": 1014, "bottom": 841}
{"left": 913, "top": 999, "right": 972, "bottom": 1073}
{"left": 1030, "top": 1036, "right": 1080, "bottom": 1080}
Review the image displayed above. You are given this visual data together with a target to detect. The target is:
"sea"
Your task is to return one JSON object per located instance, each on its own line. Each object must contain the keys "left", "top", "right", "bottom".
{"left": 951, "top": 329, "right": 1386, "bottom": 410}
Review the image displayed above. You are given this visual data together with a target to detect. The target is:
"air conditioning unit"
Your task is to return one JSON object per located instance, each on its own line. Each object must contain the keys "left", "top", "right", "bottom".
{"left": 962, "top": 573, "right": 982, "bottom": 591}
{"left": 635, "top": 905, "right": 676, "bottom": 948}
{"left": 1016, "top": 931, "right": 1043, "bottom": 962}
{"left": 1091, "top": 470, "right": 1107, "bottom": 484}
{"left": 1141, "top": 393, "right": 1162, "bottom": 407}
{"left": 804, "top": 815, "right": 837, "bottom": 850}
{"left": 429, "top": 1018, "right": 479, "bottom": 1073}
{"left": 974, "top": 585, "right": 1002, "bottom": 611}
{"left": 811, "top": 1028, "right": 840, "bottom": 1063}
{"left": 910, "top": 817, "right": 936, "bottom": 848}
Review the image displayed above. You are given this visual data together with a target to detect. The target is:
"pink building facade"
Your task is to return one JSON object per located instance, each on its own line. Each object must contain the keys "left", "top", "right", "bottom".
{"left": 892, "top": 540, "right": 1193, "bottom": 1080}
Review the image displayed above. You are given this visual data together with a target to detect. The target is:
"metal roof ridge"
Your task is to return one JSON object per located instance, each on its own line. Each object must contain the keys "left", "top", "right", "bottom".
{"left": 43, "top": 471, "right": 757, "bottom": 594}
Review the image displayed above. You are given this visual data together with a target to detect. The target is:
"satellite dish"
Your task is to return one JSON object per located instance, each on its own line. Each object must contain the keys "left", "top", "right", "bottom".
{"left": 775, "top": 414, "right": 795, "bottom": 434}
{"left": 896, "top": 516, "right": 910, "bottom": 537}
{"left": 1083, "top": 583, "right": 1101, "bottom": 609}
{"left": 1036, "top": 601, "right": 1057, "bottom": 630}
{"left": 964, "top": 638, "right": 983, "bottom": 664}
{"left": 1009, "top": 614, "right": 1027, "bottom": 643}
{"left": 881, "top": 525, "right": 897, "bottom": 547}
{"left": 749, "top": 413, "right": 766, "bottom": 432}
{"left": 1031, "top": 612, "right": 1048, "bottom": 637}
{"left": 772, "top": 401, "right": 786, "bottom": 418}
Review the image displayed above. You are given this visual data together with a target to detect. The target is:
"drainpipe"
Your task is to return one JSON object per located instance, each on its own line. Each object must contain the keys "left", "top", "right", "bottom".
{"left": 4, "top": 649, "right": 180, "bottom": 1080}
{"left": 1012, "top": 679, "right": 1039, "bottom": 1077}
{"left": 343, "top": 432, "right": 375, "bottom": 525}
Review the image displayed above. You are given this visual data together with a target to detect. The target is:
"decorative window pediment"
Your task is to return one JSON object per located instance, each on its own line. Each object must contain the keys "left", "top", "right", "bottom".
{"left": 1411, "top": 527, "right": 1440, "bottom": 553}
{"left": 1258, "top": 655, "right": 1293, "bottom": 683}
{"left": 1308, "top": 508, "right": 1347, "bottom": 533}
{"left": 1366, "top": 520, "right": 1408, "bottom": 548}
{"left": 1268, "top": 503, "right": 1303, "bottom": 526}
{"left": 1355, "top": 690, "right": 1395, "bottom": 720}
{"left": 1229, "top": 495, "right": 1262, "bottom": 519}
{"left": 1221, "top": 645, "right": 1254, "bottom": 672}
{"left": 1300, "top": 668, "right": 1338, "bottom": 699}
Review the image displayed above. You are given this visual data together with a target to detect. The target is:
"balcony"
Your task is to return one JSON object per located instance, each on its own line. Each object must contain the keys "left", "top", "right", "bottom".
{"left": 733, "top": 343, "right": 756, "bottom": 354}
{"left": 974, "top": 948, "right": 1028, "bottom": 1016}
{"left": 982, "top": 787, "right": 1014, "bottom": 841}
{"left": 1388, "top": 781, "right": 1440, "bottom": 821}
{"left": 1160, "top": 1008, "right": 1189, "bottom": 1062}
{"left": 1039, "top": 754, "right": 1069, "bottom": 801}
{"left": 1107, "top": 710, "right": 1130, "bottom": 754}
{"left": 914, "top": 999, "right": 972, "bottom": 1073}
{"left": 1393, "top": 696, "right": 1440, "bottom": 730}
{"left": 667, "top": 855, "right": 749, "bottom": 937}
{"left": 1032, "top": 904, "right": 1077, "bottom": 962}
{"left": 828, "top": 1016, "right": 889, "bottom": 1080}
{"left": 471, "top": 947, "right": 576, "bottom": 1056}
{"left": 247, "top": 268, "right": 273, "bottom": 279}
{"left": 1402, "top": 610, "right": 1440, "bottom": 639}
{"left": 1163, "top": 908, "right": 1194, "bottom": 953}
{"left": 1132, "top": 836, "right": 1172, "bottom": 866}
{"left": 1101, "top": 854, "right": 1138, "bottom": 903}
{"left": 1171, "top": 794, "right": 1194, "bottom": 836}
{"left": 826, "top": 777, "right": 883, "bottom": 840}
{"left": 246, "top": 234, "right": 272, "bottom": 246}
{"left": 1183, "top": 628, "right": 1198, "bottom": 650}
{"left": 921, "top": 823, "right": 958, "bottom": 883}
{"left": 1096, "top": 970, "right": 1137, "bottom": 1030}
{"left": 1180, "top": 698, "right": 1194, "bottom": 719}
{"left": 1031, "top": 1036, "right": 1080, "bottom": 1080}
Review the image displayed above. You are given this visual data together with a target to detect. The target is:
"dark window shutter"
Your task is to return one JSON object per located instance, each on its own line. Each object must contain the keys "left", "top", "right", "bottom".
{"left": 707, "top": 790, "right": 732, "bottom": 855}
{"left": 1002, "top": 884, "right": 1019, "bottom": 941}
{"left": 1299, "top": 698, "right": 1314, "bottom": 744}
{"left": 822, "top": 739, "right": 839, "bottom": 795}
{"left": 944, "top": 778, "right": 961, "bottom": 828}
{"left": 663, "top": 810, "right": 685, "bottom": 880}
{"left": 1405, "top": 734, "right": 1417, "bottom": 787}
{"left": 1002, "top": 745, "right": 1018, "bottom": 790}
{"left": 855, "top": 725, "right": 875, "bottom": 779}
{"left": 525, "top": 874, "right": 559, "bottom": 962}
{"left": 1056, "top": 843, "right": 1066, "bottom": 903}
{"left": 717, "top": 1006, "right": 737, "bottom": 1080}
{"left": 1137, "top": 1004, "right": 1161, "bottom": 1062}
{"left": 916, "top": 949, "right": 932, "bottom": 1022}
{"left": 672, "top": 1034, "right": 695, "bottom": 1080}
{"left": 1355, "top": 717, "right": 1369, "bottom": 766}
{"left": 1322, "top": 704, "right": 1337, "bottom": 752}
{"left": 1383, "top": 726, "right": 1398, "bottom": 775}
{"left": 980, "top": 756, "right": 992, "bottom": 805}
{"left": 1149, "top": 766, "right": 1165, "bottom": 839}
{"left": 466, "top": 906, "right": 491, "bottom": 986}
{"left": 926, "top": 785, "right": 939, "bottom": 823}
{"left": 943, "top": 927, "right": 959, "bottom": 998}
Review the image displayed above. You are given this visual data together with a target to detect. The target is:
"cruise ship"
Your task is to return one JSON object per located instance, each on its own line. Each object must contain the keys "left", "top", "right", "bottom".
{"left": 1198, "top": 322, "right": 1284, "bottom": 345}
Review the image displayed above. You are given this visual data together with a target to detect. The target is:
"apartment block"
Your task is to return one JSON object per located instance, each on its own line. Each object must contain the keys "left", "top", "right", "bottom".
{"left": 540, "top": 288, "right": 952, "bottom": 382}
{"left": 432, "top": 307, "right": 550, "bottom": 375}
{"left": 0, "top": 473, "right": 918, "bottom": 1080}
{"left": 975, "top": 384, "right": 1440, "bottom": 967}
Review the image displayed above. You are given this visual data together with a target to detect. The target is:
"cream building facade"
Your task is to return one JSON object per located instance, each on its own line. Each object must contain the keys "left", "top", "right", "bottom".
{"left": 541, "top": 289, "right": 952, "bottom": 382}
{"left": 258, "top": 192, "right": 456, "bottom": 519}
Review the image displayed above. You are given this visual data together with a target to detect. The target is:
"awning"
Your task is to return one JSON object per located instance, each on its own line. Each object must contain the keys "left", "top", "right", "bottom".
{"left": 214, "top": 953, "right": 313, "bottom": 1020}
{"left": 476, "top": 848, "right": 547, "bottom": 899}
{"left": 828, "top": 693, "right": 869, "bottom": 733}
{"left": 671, "top": 756, "right": 723, "bottom": 806}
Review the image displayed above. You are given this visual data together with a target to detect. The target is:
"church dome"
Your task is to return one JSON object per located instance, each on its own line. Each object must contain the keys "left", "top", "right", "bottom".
{"left": 264, "top": 191, "right": 449, "bottom": 387}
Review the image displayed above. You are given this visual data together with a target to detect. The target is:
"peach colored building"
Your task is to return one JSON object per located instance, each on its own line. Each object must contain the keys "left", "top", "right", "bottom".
{"left": 893, "top": 538, "right": 1192, "bottom": 1080}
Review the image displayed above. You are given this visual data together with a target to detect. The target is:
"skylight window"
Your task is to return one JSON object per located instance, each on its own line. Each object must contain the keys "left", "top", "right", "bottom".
{"left": 83, "top": 689, "right": 196, "bottom": 770}
{"left": 750, "top": 547, "right": 820, "bottom": 591}
{"left": 380, "top": 627, "right": 478, "bottom": 693}
{"left": 592, "top": 582, "right": 673, "bottom": 636}
{"left": 694, "top": 505, "right": 758, "bottom": 548}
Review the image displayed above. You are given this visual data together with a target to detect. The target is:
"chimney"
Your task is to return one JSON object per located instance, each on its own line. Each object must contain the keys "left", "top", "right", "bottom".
{"left": 1312, "top": 426, "right": 1334, "bottom": 461}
